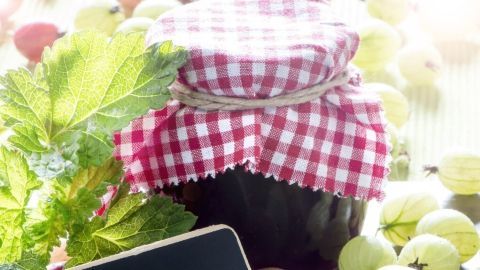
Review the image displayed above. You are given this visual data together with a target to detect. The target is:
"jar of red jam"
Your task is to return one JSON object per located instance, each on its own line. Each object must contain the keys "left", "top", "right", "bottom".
{"left": 162, "top": 167, "right": 367, "bottom": 269}
{"left": 114, "top": 0, "right": 390, "bottom": 269}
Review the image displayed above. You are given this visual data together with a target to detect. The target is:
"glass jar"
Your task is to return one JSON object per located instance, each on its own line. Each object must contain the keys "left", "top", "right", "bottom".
{"left": 165, "top": 166, "right": 367, "bottom": 270}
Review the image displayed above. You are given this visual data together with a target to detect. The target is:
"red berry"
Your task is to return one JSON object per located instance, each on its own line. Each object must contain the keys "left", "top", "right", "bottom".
{"left": 118, "top": 0, "right": 141, "bottom": 10}
{"left": 13, "top": 21, "right": 60, "bottom": 63}
{"left": 118, "top": 0, "right": 141, "bottom": 16}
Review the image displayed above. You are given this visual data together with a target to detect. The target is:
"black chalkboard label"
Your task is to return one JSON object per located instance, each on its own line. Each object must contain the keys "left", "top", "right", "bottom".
{"left": 71, "top": 225, "right": 251, "bottom": 270}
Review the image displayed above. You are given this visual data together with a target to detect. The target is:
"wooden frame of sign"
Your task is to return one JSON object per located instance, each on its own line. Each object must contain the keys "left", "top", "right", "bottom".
{"left": 70, "top": 224, "right": 251, "bottom": 270}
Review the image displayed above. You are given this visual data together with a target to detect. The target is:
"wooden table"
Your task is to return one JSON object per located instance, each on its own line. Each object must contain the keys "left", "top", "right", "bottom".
{"left": 363, "top": 181, "right": 480, "bottom": 270}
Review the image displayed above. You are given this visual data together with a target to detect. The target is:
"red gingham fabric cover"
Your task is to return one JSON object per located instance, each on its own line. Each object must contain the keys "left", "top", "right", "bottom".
{"left": 95, "top": 185, "right": 118, "bottom": 216}
{"left": 113, "top": 0, "right": 391, "bottom": 200}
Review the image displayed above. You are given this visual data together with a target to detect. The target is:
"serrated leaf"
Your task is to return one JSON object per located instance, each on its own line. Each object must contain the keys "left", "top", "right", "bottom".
{"left": 27, "top": 158, "right": 123, "bottom": 258}
{"left": 26, "top": 199, "right": 67, "bottom": 260}
{"left": 67, "top": 158, "right": 122, "bottom": 199}
{"left": 0, "top": 30, "right": 188, "bottom": 266}
{"left": 44, "top": 32, "right": 184, "bottom": 134}
{"left": 27, "top": 148, "right": 77, "bottom": 180}
{"left": 0, "top": 252, "right": 47, "bottom": 270}
{"left": 9, "top": 126, "right": 45, "bottom": 153}
{"left": 0, "top": 69, "right": 51, "bottom": 150}
{"left": 66, "top": 193, "right": 197, "bottom": 267}
{"left": 13, "top": 252, "right": 47, "bottom": 270}
{"left": 103, "top": 191, "right": 144, "bottom": 228}
{"left": 0, "top": 148, "right": 41, "bottom": 264}
{"left": 76, "top": 131, "right": 114, "bottom": 168}
{"left": 0, "top": 31, "right": 186, "bottom": 178}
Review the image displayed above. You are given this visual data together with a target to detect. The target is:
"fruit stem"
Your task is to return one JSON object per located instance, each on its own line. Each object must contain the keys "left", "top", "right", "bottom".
{"left": 110, "top": 6, "right": 121, "bottom": 14}
{"left": 26, "top": 61, "right": 36, "bottom": 71}
{"left": 423, "top": 165, "right": 438, "bottom": 177}
{"left": 408, "top": 258, "right": 428, "bottom": 270}
{"left": 378, "top": 225, "right": 387, "bottom": 231}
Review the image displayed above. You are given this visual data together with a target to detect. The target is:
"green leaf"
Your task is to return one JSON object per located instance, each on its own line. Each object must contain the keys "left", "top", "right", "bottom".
{"left": 27, "top": 148, "right": 77, "bottom": 180}
{"left": 66, "top": 157, "right": 123, "bottom": 200}
{"left": 27, "top": 158, "right": 123, "bottom": 258}
{"left": 8, "top": 126, "right": 45, "bottom": 153}
{"left": 0, "top": 148, "right": 41, "bottom": 264}
{"left": 66, "top": 191, "right": 197, "bottom": 267}
{"left": 0, "top": 252, "right": 48, "bottom": 270}
{"left": 0, "top": 31, "right": 186, "bottom": 178}
{"left": 0, "top": 69, "right": 51, "bottom": 150}
{"left": 26, "top": 200, "right": 67, "bottom": 260}
{"left": 14, "top": 252, "right": 47, "bottom": 270}
{"left": 0, "top": 31, "right": 189, "bottom": 267}
{"left": 44, "top": 32, "right": 185, "bottom": 134}
{"left": 76, "top": 131, "right": 115, "bottom": 168}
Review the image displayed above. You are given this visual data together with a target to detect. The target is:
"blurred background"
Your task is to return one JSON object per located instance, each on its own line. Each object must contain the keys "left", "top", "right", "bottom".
{"left": 332, "top": 0, "right": 480, "bottom": 182}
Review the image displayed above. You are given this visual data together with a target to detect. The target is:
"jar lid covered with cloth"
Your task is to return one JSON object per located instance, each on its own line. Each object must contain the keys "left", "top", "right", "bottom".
{"left": 113, "top": 0, "right": 391, "bottom": 269}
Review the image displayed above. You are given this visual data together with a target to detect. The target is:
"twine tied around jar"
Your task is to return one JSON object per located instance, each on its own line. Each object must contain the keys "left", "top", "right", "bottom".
{"left": 169, "top": 69, "right": 352, "bottom": 111}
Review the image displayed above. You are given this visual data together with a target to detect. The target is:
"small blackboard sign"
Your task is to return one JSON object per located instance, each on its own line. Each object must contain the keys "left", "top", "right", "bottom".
{"left": 71, "top": 225, "right": 251, "bottom": 270}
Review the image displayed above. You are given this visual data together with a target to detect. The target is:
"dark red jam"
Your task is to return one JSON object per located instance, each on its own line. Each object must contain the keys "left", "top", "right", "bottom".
{"left": 164, "top": 166, "right": 367, "bottom": 270}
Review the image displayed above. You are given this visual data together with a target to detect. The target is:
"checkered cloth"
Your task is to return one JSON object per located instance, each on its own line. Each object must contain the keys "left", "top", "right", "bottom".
{"left": 114, "top": 0, "right": 391, "bottom": 200}
{"left": 96, "top": 185, "right": 118, "bottom": 216}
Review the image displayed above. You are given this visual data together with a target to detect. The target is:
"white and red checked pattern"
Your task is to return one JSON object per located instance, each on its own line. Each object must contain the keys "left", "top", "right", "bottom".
{"left": 114, "top": 0, "right": 391, "bottom": 201}
{"left": 95, "top": 185, "right": 119, "bottom": 216}
{"left": 146, "top": 0, "right": 358, "bottom": 99}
